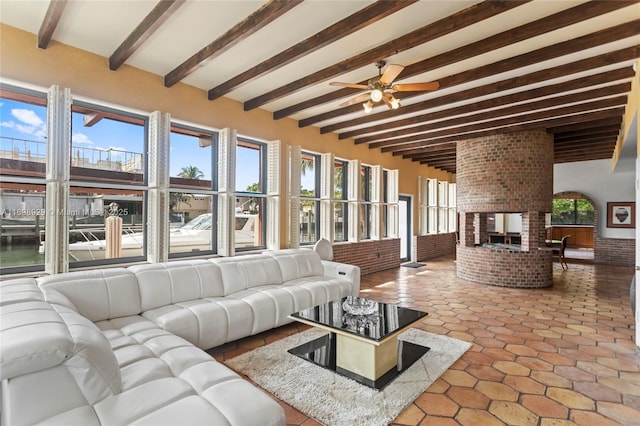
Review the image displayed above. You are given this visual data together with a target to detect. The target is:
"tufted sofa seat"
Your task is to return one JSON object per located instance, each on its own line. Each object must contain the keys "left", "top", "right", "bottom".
{"left": 0, "top": 249, "right": 360, "bottom": 425}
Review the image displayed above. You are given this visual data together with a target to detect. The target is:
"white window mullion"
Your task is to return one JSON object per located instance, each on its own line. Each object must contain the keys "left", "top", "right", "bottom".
{"left": 147, "top": 111, "right": 171, "bottom": 263}
{"left": 448, "top": 183, "right": 457, "bottom": 233}
{"left": 439, "top": 181, "right": 449, "bottom": 234}
{"left": 266, "top": 139, "right": 281, "bottom": 249}
{"left": 428, "top": 178, "right": 438, "bottom": 234}
{"left": 347, "top": 159, "right": 360, "bottom": 242}
{"left": 418, "top": 176, "right": 429, "bottom": 236}
{"left": 288, "top": 145, "right": 301, "bottom": 248}
{"left": 45, "top": 85, "right": 71, "bottom": 274}
{"left": 320, "top": 152, "right": 334, "bottom": 241}
{"left": 370, "top": 165, "right": 382, "bottom": 239}
{"left": 387, "top": 169, "right": 399, "bottom": 238}
{"left": 218, "top": 128, "right": 236, "bottom": 256}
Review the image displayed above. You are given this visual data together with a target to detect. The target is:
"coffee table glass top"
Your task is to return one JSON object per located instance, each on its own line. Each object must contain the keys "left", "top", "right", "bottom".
{"left": 290, "top": 296, "right": 427, "bottom": 342}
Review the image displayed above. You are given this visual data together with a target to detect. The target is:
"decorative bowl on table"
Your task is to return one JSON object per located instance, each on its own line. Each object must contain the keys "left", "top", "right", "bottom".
{"left": 342, "top": 296, "right": 377, "bottom": 316}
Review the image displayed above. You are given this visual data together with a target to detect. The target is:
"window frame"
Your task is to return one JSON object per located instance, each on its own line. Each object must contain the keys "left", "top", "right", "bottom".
{"left": 67, "top": 99, "right": 149, "bottom": 267}
{"left": 234, "top": 136, "right": 268, "bottom": 251}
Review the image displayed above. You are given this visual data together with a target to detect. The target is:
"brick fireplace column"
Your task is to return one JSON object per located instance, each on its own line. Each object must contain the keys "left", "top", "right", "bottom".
{"left": 456, "top": 131, "right": 554, "bottom": 288}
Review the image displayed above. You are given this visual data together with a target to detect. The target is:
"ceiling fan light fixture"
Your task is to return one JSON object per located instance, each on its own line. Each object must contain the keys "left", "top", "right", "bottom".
{"left": 363, "top": 100, "right": 373, "bottom": 113}
{"left": 370, "top": 88, "right": 383, "bottom": 102}
{"left": 390, "top": 96, "right": 400, "bottom": 109}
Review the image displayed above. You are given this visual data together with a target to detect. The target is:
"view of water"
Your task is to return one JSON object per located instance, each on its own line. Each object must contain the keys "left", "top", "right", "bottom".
{"left": 0, "top": 243, "right": 44, "bottom": 268}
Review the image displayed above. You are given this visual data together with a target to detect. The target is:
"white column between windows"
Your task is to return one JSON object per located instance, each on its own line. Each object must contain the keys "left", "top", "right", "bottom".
{"left": 218, "top": 128, "right": 236, "bottom": 256}
{"left": 288, "top": 145, "right": 301, "bottom": 248}
{"left": 418, "top": 176, "right": 429, "bottom": 236}
{"left": 266, "top": 140, "right": 281, "bottom": 249}
{"left": 370, "top": 165, "right": 382, "bottom": 240}
{"left": 347, "top": 159, "right": 361, "bottom": 242}
{"left": 320, "top": 152, "right": 334, "bottom": 241}
{"left": 147, "top": 111, "right": 171, "bottom": 263}
{"left": 45, "top": 85, "right": 71, "bottom": 274}
{"left": 387, "top": 169, "right": 400, "bottom": 238}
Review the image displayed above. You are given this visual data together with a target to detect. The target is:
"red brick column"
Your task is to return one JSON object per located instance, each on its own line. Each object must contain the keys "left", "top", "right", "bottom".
{"left": 456, "top": 131, "right": 554, "bottom": 288}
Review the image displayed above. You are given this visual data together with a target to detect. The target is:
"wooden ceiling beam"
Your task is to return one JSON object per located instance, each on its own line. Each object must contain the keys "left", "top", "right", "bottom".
{"left": 357, "top": 83, "right": 630, "bottom": 145}
{"left": 547, "top": 117, "right": 622, "bottom": 134}
{"left": 164, "top": 0, "right": 302, "bottom": 87}
{"left": 304, "top": 21, "right": 639, "bottom": 130}
{"left": 337, "top": 67, "right": 631, "bottom": 140}
{"left": 555, "top": 138, "right": 617, "bottom": 149}
{"left": 109, "top": 0, "right": 185, "bottom": 71}
{"left": 554, "top": 126, "right": 620, "bottom": 140}
{"left": 555, "top": 155, "right": 613, "bottom": 164}
{"left": 370, "top": 96, "right": 626, "bottom": 150}
{"left": 290, "top": 0, "right": 633, "bottom": 124}
{"left": 555, "top": 150, "right": 615, "bottom": 160}
{"left": 555, "top": 133, "right": 619, "bottom": 144}
{"left": 408, "top": 154, "right": 458, "bottom": 164}
{"left": 38, "top": 0, "right": 67, "bottom": 49}
{"left": 242, "top": 0, "right": 527, "bottom": 111}
{"left": 383, "top": 107, "right": 625, "bottom": 154}
{"left": 206, "top": 0, "right": 415, "bottom": 101}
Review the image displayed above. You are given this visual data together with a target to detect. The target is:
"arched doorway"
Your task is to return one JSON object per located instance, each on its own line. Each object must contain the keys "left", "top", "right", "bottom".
{"left": 551, "top": 191, "right": 597, "bottom": 262}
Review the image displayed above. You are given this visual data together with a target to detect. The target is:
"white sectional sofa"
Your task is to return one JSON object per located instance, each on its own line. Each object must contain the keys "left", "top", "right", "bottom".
{"left": 0, "top": 249, "right": 360, "bottom": 425}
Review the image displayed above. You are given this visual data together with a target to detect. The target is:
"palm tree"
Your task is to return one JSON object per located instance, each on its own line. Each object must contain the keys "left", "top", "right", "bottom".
{"left": 178, "top": 165, "right": 204, "bottom": 180}
{"left": 171, "top": 165, "right": 204, "bottom": 213}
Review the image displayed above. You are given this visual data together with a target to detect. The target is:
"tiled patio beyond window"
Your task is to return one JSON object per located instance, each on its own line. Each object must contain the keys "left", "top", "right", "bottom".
{"left": 209, "top": 255, "right": 639, "bottom": 425}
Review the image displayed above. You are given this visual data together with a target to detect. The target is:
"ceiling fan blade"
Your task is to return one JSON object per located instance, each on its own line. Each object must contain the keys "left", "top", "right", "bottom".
{"left": 330, "top": 82, "right": 369, "bottom": 90}
{"left": 379, "top": 64, "right": 404, "bottom": 84}
{"left": 392, "top": 82, "right": 440, "bottom": 91}
{"left": 339, "top": 92, "right": 372, "bottom": 107}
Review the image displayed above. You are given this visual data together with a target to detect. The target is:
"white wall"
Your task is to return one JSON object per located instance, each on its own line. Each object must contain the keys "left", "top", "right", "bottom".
{"left": 554, "top": 159, "right": 635, "bottom": 239}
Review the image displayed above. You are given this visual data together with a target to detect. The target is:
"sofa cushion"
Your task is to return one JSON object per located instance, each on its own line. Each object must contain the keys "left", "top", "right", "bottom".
{"left": 95, "top": 315, "right": 285, "bottom": 425}
{"left": 0, "top": 278, "right": 42, "bottom": 306}
{"left": 37, "top": 268, "right": 141, "bottom": 322}
{"left": 0, "top": 301, "right": 72, "bottom": 380}
{"left": 1, "top": 301, "right": 122, "bottom": 423}
{"left": 264, "top": 249, "right": 324, "bottom": 282}
{"left": 211, "top": 255, "right": 283, "bottom": 295}
{"left": 129, "top": 260, "right": 224, "bottom": 311}
{"left": 52, "top": 303, "right": 122, "bottom": 403}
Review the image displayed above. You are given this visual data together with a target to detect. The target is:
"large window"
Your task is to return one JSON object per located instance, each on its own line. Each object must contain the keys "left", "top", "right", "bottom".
{"left": 360, "top": 165, "right": 372, "bottom": 240}
{"left": 552, "top": 198, "right": 594, "bottom": 225}
{"left": 0, "top": 87, "right": 48, "bottom": 273}
{"left": 300, "top": 151, "right": 320, "bottom": 244}
{"left": 68, "top": 101, "right": 148, "bottom": 266}
{"left": 235, "top": 138, "right": 266, "bottom": 250}
{"left": 419, "top": 177, "right": 456, "bottom": 235}
{"left": 334, "top": 159, "right": 348, "bottom": 242}
{"left": 169, "top": 124, "right": 216, "bottom": 257}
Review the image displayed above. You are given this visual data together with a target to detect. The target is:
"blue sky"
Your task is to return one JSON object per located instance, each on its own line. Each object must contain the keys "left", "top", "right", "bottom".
{"left": 0, "top": 98, "right": 264, "bottom": 191}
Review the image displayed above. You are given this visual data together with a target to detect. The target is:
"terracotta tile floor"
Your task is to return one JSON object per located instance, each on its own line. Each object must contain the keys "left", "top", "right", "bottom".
{"left": 209, "top": 255, "right": 639, "bottom": 425}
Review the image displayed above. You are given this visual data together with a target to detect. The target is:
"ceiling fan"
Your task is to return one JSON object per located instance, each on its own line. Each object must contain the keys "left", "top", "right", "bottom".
{"left": 330, "top": 61, "right": 440, "bottom": 113}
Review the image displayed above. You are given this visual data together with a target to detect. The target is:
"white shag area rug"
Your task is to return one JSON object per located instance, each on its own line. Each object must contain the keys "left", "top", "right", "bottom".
{"left": 225, "top": 328, "right": 472, "bottom": 426}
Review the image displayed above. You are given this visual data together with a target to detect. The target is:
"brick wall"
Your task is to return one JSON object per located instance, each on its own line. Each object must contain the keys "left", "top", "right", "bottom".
{"left": 414, "top": 233, "right": 456, "bottom": 262}
{"left": 456, "top": 131, "right": 554, "bottom": 288}
{"left": 457, "top": 131, "right": 553, "bottom": 213}
{"left": 457, "top": 246, "right": 553, "bottom": 288}
{"left": 332, "top": 239, "right": 401, "bottom": 276}
{"left": 595, "top": 237, "right": 635, "bottom": 266}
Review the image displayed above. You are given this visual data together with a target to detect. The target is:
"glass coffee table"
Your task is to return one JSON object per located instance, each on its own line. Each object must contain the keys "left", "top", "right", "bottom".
{"left": 288, "top": 296, "right": 429, "bottom": 390}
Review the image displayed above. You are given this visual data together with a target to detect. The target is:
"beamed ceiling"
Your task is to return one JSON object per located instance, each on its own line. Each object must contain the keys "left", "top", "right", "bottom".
{"left": 1, "top": 0, "right": 638, "bottom": 174}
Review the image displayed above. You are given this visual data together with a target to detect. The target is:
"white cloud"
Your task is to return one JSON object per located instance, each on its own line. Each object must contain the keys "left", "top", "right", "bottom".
{"left": 12, "top": 108, "right": 44, "bottom": 127}
{"left": 72, "top": 132, "right": 94, "bottom": 146}
{"left": 0, "top": 108, "right": 46, "bottom": 139}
